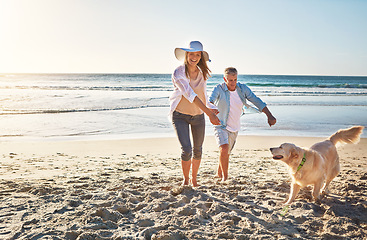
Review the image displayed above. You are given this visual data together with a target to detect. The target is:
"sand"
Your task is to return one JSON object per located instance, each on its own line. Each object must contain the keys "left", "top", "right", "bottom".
{"left": 0, "top": 135, "right": 366, "bottom": 239}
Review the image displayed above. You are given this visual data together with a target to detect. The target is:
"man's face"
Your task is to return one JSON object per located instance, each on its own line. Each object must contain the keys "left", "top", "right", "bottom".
{"left": 224, "top": 73, "right": 237, "bottom": 91}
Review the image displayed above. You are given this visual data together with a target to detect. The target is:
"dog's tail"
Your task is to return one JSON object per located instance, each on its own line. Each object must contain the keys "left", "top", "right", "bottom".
{"left": 328, "top": 126, "right": 364, "bottom": 146}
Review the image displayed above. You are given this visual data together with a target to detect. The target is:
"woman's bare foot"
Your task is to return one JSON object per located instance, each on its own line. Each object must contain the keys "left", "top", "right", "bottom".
{"left": 191, "top": 179, "right": 199, "bottom": 187}
{"left": 182, "top": 179, "right": 190, "bottom": 186}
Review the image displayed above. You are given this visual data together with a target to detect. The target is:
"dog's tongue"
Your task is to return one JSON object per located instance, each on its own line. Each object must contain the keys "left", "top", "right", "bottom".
{"left": 273, "top": 155, "right": 283, "bottom": 160}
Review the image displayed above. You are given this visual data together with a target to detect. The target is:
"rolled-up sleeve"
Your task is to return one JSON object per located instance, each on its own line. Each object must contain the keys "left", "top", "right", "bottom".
{"left": 242, "top": 85, "right": 267, "bottom": 111}
{"left": 172, "top": 68, "right": 197, "bottom": 103}
{"left": 205, "top": 85, "right": 218, "bottom": 110}
{"left": 209, "top": 85, "right": 219, "bottom": 104}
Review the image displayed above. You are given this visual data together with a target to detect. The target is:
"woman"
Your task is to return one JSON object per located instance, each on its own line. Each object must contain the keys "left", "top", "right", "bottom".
{"left": 170, "top": 41, "right": 220, "bottom": 187}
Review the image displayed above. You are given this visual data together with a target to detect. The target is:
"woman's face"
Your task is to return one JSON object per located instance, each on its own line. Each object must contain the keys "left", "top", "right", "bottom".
{"left": 186, "top": 51, "right": 202, "bottom": 67}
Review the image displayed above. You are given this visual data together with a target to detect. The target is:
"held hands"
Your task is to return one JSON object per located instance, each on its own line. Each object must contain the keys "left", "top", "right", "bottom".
{"left": 193, "top": 97, "right": 220, "bottom": 125}
{"left": 209, "top": 112, "right": 221, "bottom": 125}
{"left": 208, "top": 108, "right": 220, "bottom": 125}
{"left": 210, "top": 108, "right": 219, "bottom": 115}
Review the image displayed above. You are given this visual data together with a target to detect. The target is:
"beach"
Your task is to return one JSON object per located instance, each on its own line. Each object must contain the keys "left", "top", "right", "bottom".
{"left": 1, "top": 135, "right": 366, "bottom": 239}
{"left": 1, "top": 73, "right": 366, "bottom": 239}
{"left": 2, "top": 0, "right": 367, "bottom": 238}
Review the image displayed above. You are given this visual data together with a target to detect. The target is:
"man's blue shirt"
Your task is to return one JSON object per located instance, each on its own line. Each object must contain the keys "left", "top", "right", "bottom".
{"left": 209, "top": 82, "right": 267, "bottom": 129}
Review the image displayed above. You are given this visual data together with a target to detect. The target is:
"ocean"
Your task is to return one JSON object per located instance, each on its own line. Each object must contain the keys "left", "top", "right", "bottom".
{"left": 1, "top": 73, "right": 366, "bottom": 141}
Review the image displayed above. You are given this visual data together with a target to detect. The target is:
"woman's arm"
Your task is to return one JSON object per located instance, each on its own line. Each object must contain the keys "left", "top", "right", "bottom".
{"left": 193, "top": 97, "right": 221, "bottom": 125}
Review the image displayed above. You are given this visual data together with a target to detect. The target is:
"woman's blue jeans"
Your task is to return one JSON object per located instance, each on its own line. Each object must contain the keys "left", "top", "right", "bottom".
{"left": 172, "top": 111, "right": 205, "bottom": 161}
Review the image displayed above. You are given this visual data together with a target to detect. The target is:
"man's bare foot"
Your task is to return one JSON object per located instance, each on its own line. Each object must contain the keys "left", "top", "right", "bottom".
{"left": 214, "top": 174, "right": 222, "bottom": 179}
{"left": 218, "top": 177, "right": 229, "bottom": 184}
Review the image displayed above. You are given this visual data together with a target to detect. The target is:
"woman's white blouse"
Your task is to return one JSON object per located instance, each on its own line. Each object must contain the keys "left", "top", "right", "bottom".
{"left": 169, "top": 65, "right": 216, "bottom": 121}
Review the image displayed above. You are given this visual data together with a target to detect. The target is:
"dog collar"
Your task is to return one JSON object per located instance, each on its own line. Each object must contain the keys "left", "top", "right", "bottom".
{"left": 296, "top": 153, "right": 306, "bottom": 172}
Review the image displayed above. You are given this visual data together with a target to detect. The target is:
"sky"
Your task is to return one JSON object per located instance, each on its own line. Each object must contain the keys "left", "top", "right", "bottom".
{"left": 1, "top": 0, "right": 366, "bottom": 75}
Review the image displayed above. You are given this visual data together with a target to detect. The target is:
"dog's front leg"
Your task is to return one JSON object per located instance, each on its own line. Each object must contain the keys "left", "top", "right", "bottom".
{"left": 285, "top": 183, "right": 301, "bottom": 205}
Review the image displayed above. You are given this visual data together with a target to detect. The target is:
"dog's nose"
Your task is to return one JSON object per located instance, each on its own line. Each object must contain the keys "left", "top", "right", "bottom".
{"left": 270, "top": 148, "right": 274, "bottom": 151}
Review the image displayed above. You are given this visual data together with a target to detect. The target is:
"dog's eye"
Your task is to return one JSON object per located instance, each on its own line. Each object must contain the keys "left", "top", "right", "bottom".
{"left": 279, "top": 146, "right": 282, "bottom": 149}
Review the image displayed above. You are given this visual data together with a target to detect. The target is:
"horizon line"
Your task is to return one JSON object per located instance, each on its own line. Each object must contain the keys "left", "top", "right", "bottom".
{"left": 1, "top": 72, "right": 367, "bottom": 77}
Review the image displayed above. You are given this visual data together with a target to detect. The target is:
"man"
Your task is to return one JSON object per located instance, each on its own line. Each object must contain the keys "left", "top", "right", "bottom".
{"left": 209, "top": 67, "right": 276, "bottom": 182}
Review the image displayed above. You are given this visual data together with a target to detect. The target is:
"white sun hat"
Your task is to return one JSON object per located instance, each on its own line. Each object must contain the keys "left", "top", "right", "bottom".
{"left": 174, "top": 41, "right": 210, "bottom": 62}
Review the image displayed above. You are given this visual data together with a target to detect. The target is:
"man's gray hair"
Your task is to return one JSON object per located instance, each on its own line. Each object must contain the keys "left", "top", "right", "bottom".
{"left": 224, "top": 67, "right": 237, "bottom": 77}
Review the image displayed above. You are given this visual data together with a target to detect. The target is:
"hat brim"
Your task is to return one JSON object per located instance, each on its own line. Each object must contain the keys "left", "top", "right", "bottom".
{"left": 174, "top": 48, "right": 210, "bottom": 62}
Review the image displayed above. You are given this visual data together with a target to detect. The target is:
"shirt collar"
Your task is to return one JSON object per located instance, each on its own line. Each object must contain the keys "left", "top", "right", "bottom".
{"left": 222, "top": 82, "right": 239, "bottom": 92}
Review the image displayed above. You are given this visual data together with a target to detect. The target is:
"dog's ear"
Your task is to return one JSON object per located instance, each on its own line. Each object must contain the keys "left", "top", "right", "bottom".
{"left": 290, "top": 148, "right": 299, "bottom": 160}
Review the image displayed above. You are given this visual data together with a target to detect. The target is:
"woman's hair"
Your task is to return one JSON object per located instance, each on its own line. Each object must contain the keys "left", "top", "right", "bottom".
{"left": 184, "top": 52, "right": 211, "bottom": 81}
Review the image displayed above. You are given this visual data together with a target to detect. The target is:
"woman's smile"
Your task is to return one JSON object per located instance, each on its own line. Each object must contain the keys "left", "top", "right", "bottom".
{"left": 187, "top": 52, "right": 201, "bottom": 66}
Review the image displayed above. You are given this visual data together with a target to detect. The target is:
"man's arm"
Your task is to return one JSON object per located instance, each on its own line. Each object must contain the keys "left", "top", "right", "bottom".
{"left": 262, "top": 107, "right": 276, "bottom": 127}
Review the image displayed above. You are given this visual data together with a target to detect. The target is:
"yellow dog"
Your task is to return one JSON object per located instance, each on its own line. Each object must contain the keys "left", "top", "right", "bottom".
{"left": 270, "top": 126, "right": 364, "bottom": 205}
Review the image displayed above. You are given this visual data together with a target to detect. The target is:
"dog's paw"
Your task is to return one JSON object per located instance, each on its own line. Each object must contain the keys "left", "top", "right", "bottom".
{"left": 284, "top": 199, "right": 294, "bottom": 205}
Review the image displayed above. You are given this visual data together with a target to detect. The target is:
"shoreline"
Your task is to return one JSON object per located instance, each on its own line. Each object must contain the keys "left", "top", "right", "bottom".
{"left": 1, "top": 135, "right": 366, "bottom": 239}
{"left": 0, "top": 135, "right": 347, "bottom": 155}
